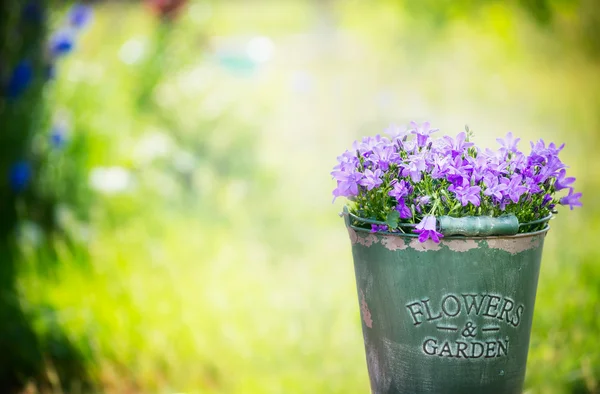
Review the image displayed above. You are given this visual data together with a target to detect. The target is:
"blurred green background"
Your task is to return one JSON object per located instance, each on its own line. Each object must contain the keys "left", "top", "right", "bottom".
{"left": 1, "top": 0, "right": 599, "bottom": 393}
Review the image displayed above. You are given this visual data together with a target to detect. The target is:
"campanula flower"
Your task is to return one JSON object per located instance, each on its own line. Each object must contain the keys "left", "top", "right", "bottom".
{"left": 504, "top": 175, "right": 528, "bottom": 203}
{"left": 524, "top": 176, "right": 542, "bottom": 194}
{"left": 416, "top": 195, "right": 431, "bottom": 206}
{"left": 370, "top": 224, "right": 388, "bottom": 233}
{"left": 483, "top": 175, "right": 508, "bottom": 201}
{"left": 559, "top": 189, "right": 582, "bottom": 210}
{"left": 449, "top": 179, "right": 481, "bottom": 207}
{"left": 410, "top": 121, "right": 439, "bottom": 147}
{"left": 401, "top": 154, "right": 427, "bottom": 183}
{"left": 332, "top": 150, "right": 359, "bottom": 172}
{"left": 446, "top": 132, "right": 474, "bottom": 158}
{"left": 332, "top": 168, "right": 363, "bottom": 201}
{"left": 414, "top": 215, "right": 443, "bottom": 243}
{"left": 431, "top": 155, "right": 451, "bottom": 179}
{"left": 496, "top": 131, "right": 521, "bottom": 156}
{"left": 536, "top": 155, "right": 566, "bottom": 183}
{"left": 466, "top": 155, "right": 489, "bottom": 183}
{"left": 354, "top": 135, "right": 388, "bottom": 157}
{"left": 507, "top": 152, "right": 528, "bottom": 174}
{"left": 541, "top": 194, "right": 553, "bottom": 207}
{"left": 371, "top": 144, "right": 399, "bottom": 171}
{"left": 530, "top": 139, "right": 564, "bottom": 160}
{"left": 389, "top": 180, "right": 411, "bottom": 200}
{"left": 396, "top": 201, "right": 412, "bottom": 219}
{"left": 385, "top": 124, "right": 410, "bottom": 141}
{"left": 358, "top": 169, "right": 383, "bottom": 191}
{"left": 554, "top": 169, "right": 576, "bottom": 191}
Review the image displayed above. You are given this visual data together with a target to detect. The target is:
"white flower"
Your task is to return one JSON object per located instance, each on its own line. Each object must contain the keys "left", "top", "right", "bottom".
{"left": 133, "top": 131, "right": 173, "bottom": 164}
{"left": 89, "top": 166, "right": 133, "bottom": 194}
{"left": 246, "top": 36, "right": 274, "bottom": 63}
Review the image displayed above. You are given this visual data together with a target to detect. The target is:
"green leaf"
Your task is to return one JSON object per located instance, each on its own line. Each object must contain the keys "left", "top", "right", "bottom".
{"left": 386, "top": 210, "right": 400, "bottom": 229}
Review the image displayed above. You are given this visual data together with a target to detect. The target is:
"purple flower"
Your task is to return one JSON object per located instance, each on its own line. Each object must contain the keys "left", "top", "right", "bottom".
{"left": 507, "top": 152, "right": 528, "bottom": 174}
{"left": 530, "top": 139, "right": 565, "bottom": 160}
{"left": 446, "top": 132, "right": 474, "bottom": 158}
{"left": 483, "top": 175, "right": 508, "bottom": 201}
{"left": 353, "top": 135, "right": 388, "bottom": 156}
{"left": 68, "top": 4, "right": 93, "bottom": 30}
{"left": 389, "top": 180, "right": 410, "bottom": 200}
{"left": 358, "top": 169, "right": 383, "bottom": 191}
{"left": 503, "top": 174, "right": 528, "bottom": 203}
{"left": 445, "top": 155, "right": 471, "bottom": 185}
{"left": 410, "top": 121, "right": 439, "bottom": 147}
{"left": 541, "top": 194, "right": 553, "bottom": 207}
{"left": 416, "top": 195, "right": 431, "bottom": 206}
{"left": 385, "top": 124, "right": 409, "bottom": 141}
{"left": 371, "top": 144, "right": 399, "bottom": 171}
{"left": 402, "top": 154, "right": 427, "bottom": 182}
{"left": 9, "top": 161, "right": 32, "bottom": 192}
{"left": 449, "top": 179, "right": 481, "bottom": 207}
{"left": 331, "top": 168, "right": 363, "bottom": 201}
{"left": 554, "top": 169, "right": 575, "bottom": 191}
{"left": 333, "top": 150, "right": 359, "bottom": 172}
{"left": 466, "top": 155, "right": 489, "bottom": 183}
{"left": 559, "top": 189, "right": 582, "bottom": 210}
{"left": 414, "top": 215, "right": 443, "bottom": 243}
{"left": 496, "top": 131, "right": 520, "bottom": 155}
{"left": 371, "top": 224, "right": 388, "bottom": 233}
{"left": 524, "top": 176, "right": 542, "bottom": 194}
{"left": 431, "top": 155, "right": 451, "bottom": 179}
{"left": 396, "top": 201, "right": 412, "bottom": 219}
{"left": 537, "top": 155, "right": 566, "bottom": 182}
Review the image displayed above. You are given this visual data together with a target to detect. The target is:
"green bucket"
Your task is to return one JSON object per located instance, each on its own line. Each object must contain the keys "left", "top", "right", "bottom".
{"left": 343, "top": 210, "right": 549, "bottom": 394}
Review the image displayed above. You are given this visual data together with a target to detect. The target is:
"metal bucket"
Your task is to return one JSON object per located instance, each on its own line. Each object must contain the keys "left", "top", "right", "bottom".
{"left": 344, "top": 211, "right": 549, "bottom": 394}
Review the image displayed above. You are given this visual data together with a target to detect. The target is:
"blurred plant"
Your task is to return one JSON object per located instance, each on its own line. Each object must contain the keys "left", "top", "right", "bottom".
{"left": 392, "top": 0, "right": 600, "bottom": 58}
{"left": 146, "top": 0, "right": 188, "bottom": 21}
{"left": 0, "top": 1, "right": 95, "bottom": 391}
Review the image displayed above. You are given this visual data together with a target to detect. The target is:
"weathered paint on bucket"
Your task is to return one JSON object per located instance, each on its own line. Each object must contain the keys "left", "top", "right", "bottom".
{"left": 345, "top": 215, "right": 549, "bottom": 394}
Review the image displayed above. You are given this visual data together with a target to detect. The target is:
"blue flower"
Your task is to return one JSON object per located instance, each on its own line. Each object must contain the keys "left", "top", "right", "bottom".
{"left": 9, "top": 161, "right": 32, "bottom": 192}
{"left": 48, "top": 29, "right": 75, "bottom": 59}
{"left": 68, "top": 4, "right": 93, "bottom": 30}
{"left": 6, "top": 60, "right": 34, "bottom": 98}
{"left": 50, "top": 125, "right": 68, "bottom": 149}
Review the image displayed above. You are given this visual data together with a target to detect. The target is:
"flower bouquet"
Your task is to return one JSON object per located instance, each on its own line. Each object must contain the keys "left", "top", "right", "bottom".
{"left": 333, "top": 123, "right": 581, "bottom": 241}
{"left": 333, "top": 122, "right": 581, "bottom": 394}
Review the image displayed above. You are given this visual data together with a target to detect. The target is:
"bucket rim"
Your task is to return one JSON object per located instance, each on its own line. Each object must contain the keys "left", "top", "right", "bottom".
{"left": 342, "top": 207, "right": 551, "bottom": 240}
